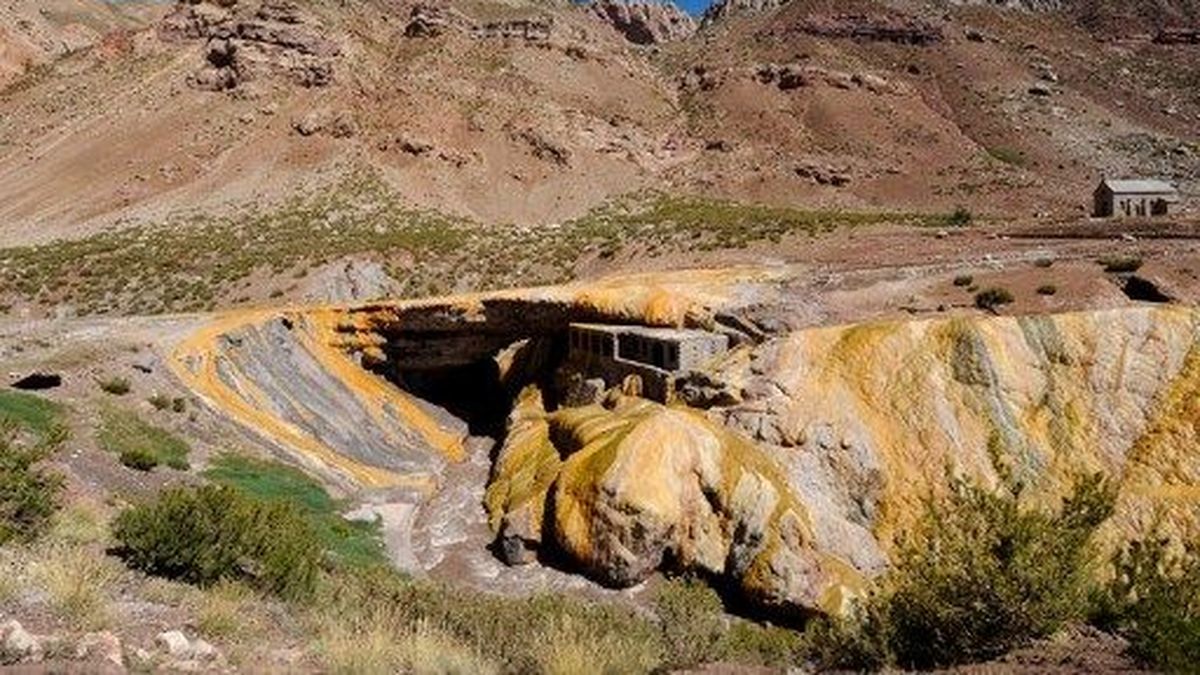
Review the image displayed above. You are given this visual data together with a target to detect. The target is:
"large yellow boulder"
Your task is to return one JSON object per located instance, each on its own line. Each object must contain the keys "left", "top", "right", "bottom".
{"left": 488, "top": 393, "right": 863, "bottom": 615}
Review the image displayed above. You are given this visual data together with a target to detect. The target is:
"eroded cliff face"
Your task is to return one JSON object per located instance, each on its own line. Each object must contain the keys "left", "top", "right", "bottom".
{"left": 170, "top": 272, "right": 1200, "bottom": 619}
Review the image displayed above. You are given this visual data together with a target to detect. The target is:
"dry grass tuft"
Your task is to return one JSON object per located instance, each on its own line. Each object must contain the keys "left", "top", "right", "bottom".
{"left": 315, "top": 612, "right": 498, "bottom": 675}
{"left": 402, "top": 620, "right": 499, "bottom": 675}
{"left": 193, "top": 580, "right": 265, "bottom": 642}
{"left": 316, "top": 614, "right": 407, "bottom": 675}
{"left": 49, "top": 498, "right": 110, "bottom": 546}
{"left": 536, "top": 613, "right": 662, "bottom": 675}
{"left": 0, "top": 548, "right": 20, "bottom": 603}
{"left": 31, "top": 543, "right": 122, "bottom": 630}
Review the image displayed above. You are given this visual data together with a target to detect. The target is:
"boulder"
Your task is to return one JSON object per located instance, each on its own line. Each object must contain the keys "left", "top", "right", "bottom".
{"left": 486, "top": 393, "right": 863, "bottom": 615}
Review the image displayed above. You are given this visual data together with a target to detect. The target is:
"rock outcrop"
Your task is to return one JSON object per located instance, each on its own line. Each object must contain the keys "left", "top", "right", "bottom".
{"left": 159, "top": 0, "right": 340, "bottom": 90}
{"left": 778, "top": 12, "right": 943, "bottom": 45}
{"left": 587, "top": 0, "right": 696, "bottom": 45}
{"left": 701, "top": 0, "right": 790, "bottom": 26}
{"left": 487, "top": 390, "right": 862, "bottom": 615}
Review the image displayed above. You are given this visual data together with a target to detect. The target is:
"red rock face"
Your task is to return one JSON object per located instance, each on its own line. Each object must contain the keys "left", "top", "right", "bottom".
{"left": 776, "top": 12, "right": 943, "bottom": 45}
{"left": 587, "top": 0, "right": 696, "bottom": 45}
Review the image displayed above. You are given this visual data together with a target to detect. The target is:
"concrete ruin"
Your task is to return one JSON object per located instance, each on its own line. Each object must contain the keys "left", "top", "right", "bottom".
{"left": 566, "top": 323, "right": 729, "bottom": 401}
{"left": 1093, "top": 178, "right": 1180, "bottom": 218}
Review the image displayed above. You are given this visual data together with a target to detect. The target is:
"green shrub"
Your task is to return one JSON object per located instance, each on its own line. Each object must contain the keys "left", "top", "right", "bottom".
{"left": 1100, "top": 256, "right": 1144, "bottom": 273}
{"left": 987, "top": 146, "right": 1026, "bottom": 167}
{"left": 655, "top": 577, "right": 728, "bottom": 667}
{"left": 808, "top": 474, "right": 1116, "bottom": 670}
{"left": 974, "top": 286, "right": 1015, "bottom": 311}
{"left": 147, "top": 394, "right": 171, "bottom": 411}
{"left": 112, "top": 484, "right": 321, "bottom": 601}
{"left": 0, "top": 422, "right": 66, "bottom": 545}
{"left": 953, "top": 274, "right": 974, "bottom": 287}
{"left": 1037, "top": 284, "right": 1058, "bottom": 296}
{"left": 942, "top": 207, "right": 973, "bottom": 228}
{"left": 98, "top": 407, "right": 190, "bottom": 471}
{"left": 204, "top": 453, "right": 385, "bottom": 568}
{"left": 171, "top": 398, "right": 187, "bottom": 414}
{"left": 653, "top": 576, "right": 802, "bottom": 668}
{"left": 97, "top": 377, "right": 131, "bottom": 396}
{"left": 119, "top": 446, "right": 159, "bottom": 471}
{"left": 1097, "top": 534, "right": 1200, "bottom": 671}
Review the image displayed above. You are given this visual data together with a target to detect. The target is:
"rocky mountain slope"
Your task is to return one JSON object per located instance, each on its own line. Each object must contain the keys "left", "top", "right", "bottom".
{"left": 0, "top": 0, "right": 1196, "bottom": 248}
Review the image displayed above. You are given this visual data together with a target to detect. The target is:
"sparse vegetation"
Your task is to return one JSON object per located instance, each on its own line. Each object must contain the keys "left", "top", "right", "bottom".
{"left": 953, "top": 274, "right": 974, "bottom": 287}
{"left": 192, "top": 580, "right": 268, "bottom": 643}
{"left": 0, "top": 172, "right": 973, "bottom": 316}
{"left": 97, "top": 376, "right": 131, "bottom": 396}
{"left": 113, "top": 484, "right": 322, "bottom": 601}
{"left": 807, "top": 474, "right": 1116, "bottom": 670}
{"left": 98, "top": 406, "right": 190, "bottom": 471}
{"left": 1037, "top": 284, "right": 1058, "bottom": 296}
{"left": 312, "top": 566, "right": 663, "bottom": 673}
{"left": 31, "top": 542, "right": 122, "bottom": 630}
{"left": 974, "top": 286, "right": 1015, "bottom": 311}
{"left": 1100, "top": 256, "right": 1144, "bottom": 273}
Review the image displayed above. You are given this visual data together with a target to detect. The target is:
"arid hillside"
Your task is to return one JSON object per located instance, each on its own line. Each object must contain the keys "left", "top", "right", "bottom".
{"left": 0, "top": 0, "right": 1196, "bottom": 250}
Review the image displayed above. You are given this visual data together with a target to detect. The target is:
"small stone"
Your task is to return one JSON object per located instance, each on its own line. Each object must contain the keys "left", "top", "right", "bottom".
{"left": 156, "top": 630, "right": 191, "bottom": 658}
{"left": 293, "top": 112, "right": 324, "bottom": 137}
{"left": 2, "top": 620, "right": 41, "bottom": 662}
{"left": 190, "top": 639, "right": 217, "bottom": 661}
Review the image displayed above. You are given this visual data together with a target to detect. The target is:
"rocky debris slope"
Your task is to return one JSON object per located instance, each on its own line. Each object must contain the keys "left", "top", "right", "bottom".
{"left": 0, "top": 0, "right": 158, "bottom": 87}
{"left": 587, "top": 0, "right": 696, "bottom": 44}
{"left": 159, "top": 0, "right": 340, "bottom": 90}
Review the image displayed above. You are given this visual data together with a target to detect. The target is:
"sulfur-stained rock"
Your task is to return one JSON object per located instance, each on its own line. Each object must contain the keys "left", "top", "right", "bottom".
{"left": 488, "top": 394, "right": 863, "bottom": 615}
{"left": 485, "top": 386, "right": 562, "bottom": 564}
